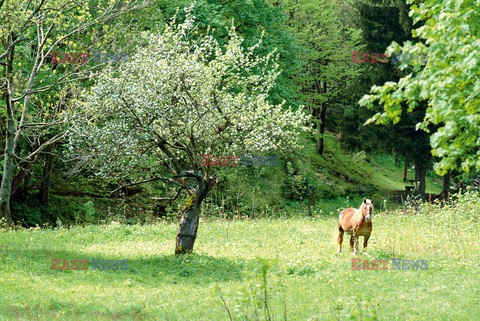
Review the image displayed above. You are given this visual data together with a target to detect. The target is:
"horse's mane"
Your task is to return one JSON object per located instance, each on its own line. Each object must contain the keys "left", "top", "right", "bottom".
{"left": 355, "top": 200, "right": 371, "bottom": 218}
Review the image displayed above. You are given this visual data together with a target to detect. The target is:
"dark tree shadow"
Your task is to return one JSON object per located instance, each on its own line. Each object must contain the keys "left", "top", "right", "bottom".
{"left": 0, "top": 243, "right": 247, "bottom": 285}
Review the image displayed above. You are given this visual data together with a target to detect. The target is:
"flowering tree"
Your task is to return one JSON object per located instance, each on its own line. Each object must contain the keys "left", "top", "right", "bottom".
{"left": 68, "top": 7, "right": 311, "bottom": 254}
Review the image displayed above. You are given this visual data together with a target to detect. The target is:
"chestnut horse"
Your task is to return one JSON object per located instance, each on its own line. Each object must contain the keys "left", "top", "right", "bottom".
{"left": 337, "top": 198, "right": 373, "bottom": 255}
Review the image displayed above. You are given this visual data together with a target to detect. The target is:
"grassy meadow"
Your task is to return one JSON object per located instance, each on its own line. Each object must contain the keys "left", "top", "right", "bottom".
{"left": 1, "top": 193, "right": 479, "bottom": 320}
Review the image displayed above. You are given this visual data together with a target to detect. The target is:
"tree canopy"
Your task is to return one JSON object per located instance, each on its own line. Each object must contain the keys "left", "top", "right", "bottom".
{"left": 360, "top": 0, "right": 480, "bottom": 174}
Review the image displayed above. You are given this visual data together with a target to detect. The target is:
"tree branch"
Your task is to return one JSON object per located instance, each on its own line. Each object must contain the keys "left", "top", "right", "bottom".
{"left": 174, "top": 170, "right": 203, "bottom": 182}
{"left": 151, "top": 187, "right": 184, "bottom": 204}
{"left": 17, "top": 132, "right": 66, "bottom": 163}
{"left": 110, "top": 176, "right": 182, "bottom": 195}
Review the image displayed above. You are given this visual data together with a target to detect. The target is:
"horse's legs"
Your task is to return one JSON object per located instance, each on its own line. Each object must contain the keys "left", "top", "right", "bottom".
{"left": 337, "top": 228, "right": 344, "bottom": 253}
{"left": 353, "top": 231, "right": 359, "bottom": 255}
{"left": 350, "top": 235, "right": 354, "bottom": 252}
{"left": 363, "top": 234, "right": 371, "bottom": 252}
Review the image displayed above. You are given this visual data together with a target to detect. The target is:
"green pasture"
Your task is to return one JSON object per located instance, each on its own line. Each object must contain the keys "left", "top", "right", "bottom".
{"left": 1, "top": 193, "right": 479, "bottom": 320}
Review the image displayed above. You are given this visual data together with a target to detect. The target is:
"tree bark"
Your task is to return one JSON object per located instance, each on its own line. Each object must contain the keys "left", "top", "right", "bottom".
{"left": 0, "top": 119, "right": 4, "bottom": 158}
{"left": 175, "top": 176, "right": 217, "bottom": 254}
{"left": 38, "top": 145, "right": 55, "bottom": 207}
{"left": 442, "top": 171, "right": 451, "bottom": 201}
{"left": 316, "top": 81, "right": 327, "bottom": 155}
{"left": 11, "top": 159, "right": 35, "bottom": 198}
{"left": 0, "top": 109, "right": 15, "bottom": 225}
{"left": 414, "top": 162, "right": 426, "bottom": 199}
{"left": 0, "top": 37, "right": 15, "bottom": 225}
{"left": 403, "top": 158, "right": 408, "bottom": 182}
{"left": 317, "top": 105, "right": 327, "bottom": 155}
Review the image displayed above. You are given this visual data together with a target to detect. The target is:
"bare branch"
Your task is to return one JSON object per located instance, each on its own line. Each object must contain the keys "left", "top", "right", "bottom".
{"left": 175, "top": 170, "right": 203, "bottom": 182}
{"left": 17, "top": 132, "right": 66, "bottom": 163}
{"left": 20, "top": 121, "right": 64, "bottom": 129}
{"left": 151, "top": 187, "right": 184, "bottom": 204}
{"left": 0, "top": 36, "right": 27, "bottom": 61}
{"left": 110, "top": 176, "right": 180, "bottom": 194}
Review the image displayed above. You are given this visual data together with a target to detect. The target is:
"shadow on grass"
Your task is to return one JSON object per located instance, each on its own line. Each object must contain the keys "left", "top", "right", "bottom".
{"left": 4, "top": 303, "right": 147, "bottom": 321}
{"left": 0, "top": 243, "right": 246, "bottom": 285}
{"left": 0, "top": 243, "right": 251, "bottom": 320}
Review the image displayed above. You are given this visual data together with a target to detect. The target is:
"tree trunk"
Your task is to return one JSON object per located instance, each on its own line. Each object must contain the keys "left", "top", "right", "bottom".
{"left": 316, "top": 81, "right": 327, "bottom": 155}
{"left": 0, "top": 101, "right": 15, "bottom": 225}
{"left": 38, "top": 145, "right": 55, "bottom": 207}
{"left": 317, "top": 105, "right": 327, "bottom": 155}
{"left": 11, "top": 159, "right": 35, "bottom": 198}
{"left": 311, "top": 106, "right": 319, "bottom": 129}
{"left": 19, "top": 170, "right": 32, "bottom": 203}
{"left": 414, "top": 162, "right": 426, "bottom": 199}
{"left": 442, "top": 171, "right": 451, "bottom": 201}
{"left": 0, "top": 43, "right": 15, "bottom": 225}
{"left": 0, "top": 119, "right": 4, "bottom": 158}
{"left": 175, "top": 176, "right": 217, "bottom": 254}
{"left": 403, "top": 158, "right": 408, "bottom": 182}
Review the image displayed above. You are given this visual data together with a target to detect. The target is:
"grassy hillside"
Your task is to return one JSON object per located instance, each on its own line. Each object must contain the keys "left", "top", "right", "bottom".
{"left": 204, "top": 132, "right": 442, "bottom": 218}
{"left": 294, "top": 132, "right": 441, "bottom": 196}
{"left": 1, "top": 192, "right": 479, "bottom": 320}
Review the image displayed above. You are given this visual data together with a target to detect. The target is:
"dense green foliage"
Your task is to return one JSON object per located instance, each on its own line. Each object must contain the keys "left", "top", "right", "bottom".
{"left": 11, "top": 132, "right": 443, "bottom": 227}
{"left": 360, "top": 0, "right": 480, "bottom": 174}
{"left": 3, "top": 0, "right": 477, "bottom": 228}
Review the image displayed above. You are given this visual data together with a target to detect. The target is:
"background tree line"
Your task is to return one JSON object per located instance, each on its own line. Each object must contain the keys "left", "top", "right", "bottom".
{"left": 1, "top": 0, "right": 479, "bottom": 253}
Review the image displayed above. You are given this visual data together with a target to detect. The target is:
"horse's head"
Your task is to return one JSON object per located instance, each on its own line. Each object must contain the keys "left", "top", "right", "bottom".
{"left": 362, "top": 198, "right": 374, "bottom": 222}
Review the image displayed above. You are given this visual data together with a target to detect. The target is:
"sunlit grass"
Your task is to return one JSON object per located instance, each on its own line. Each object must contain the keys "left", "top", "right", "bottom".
{"left": 1, "top": 193, "right": 479, "bottom": 320}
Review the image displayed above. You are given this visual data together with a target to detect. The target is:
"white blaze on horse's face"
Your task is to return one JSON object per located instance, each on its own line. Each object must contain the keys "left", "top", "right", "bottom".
{"left": 364, "top": 199, "right": 373, "bottom": 222}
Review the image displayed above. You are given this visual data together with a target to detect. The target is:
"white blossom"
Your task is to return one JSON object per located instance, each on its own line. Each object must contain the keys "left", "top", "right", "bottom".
{"left": 67, "top": 5, "right": 312, "bottom": 182}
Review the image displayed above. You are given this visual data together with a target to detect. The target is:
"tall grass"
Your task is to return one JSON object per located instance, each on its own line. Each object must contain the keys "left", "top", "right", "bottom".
{"left": 0, "top": 192, "right": 479, "bottom": 320}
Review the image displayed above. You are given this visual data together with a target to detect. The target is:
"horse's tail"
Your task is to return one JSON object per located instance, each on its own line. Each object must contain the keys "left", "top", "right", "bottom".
{"left": 334, "top": 226, "right": 342, "bottom": 246}
{"left": 336, "top": 211, "right": 345, "bottom": 245}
